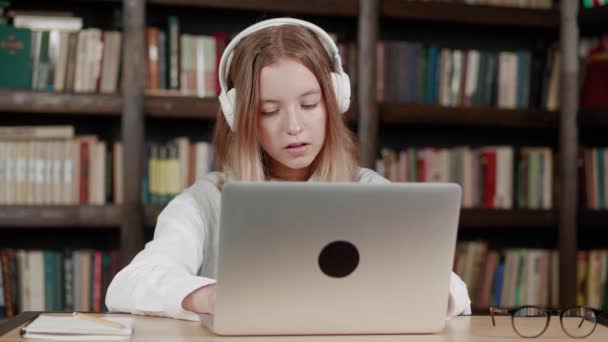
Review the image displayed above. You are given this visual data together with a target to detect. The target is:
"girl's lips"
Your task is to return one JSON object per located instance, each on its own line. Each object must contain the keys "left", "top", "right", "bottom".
{"left": 285, "top": 143, "right": 309, "bottom": 155}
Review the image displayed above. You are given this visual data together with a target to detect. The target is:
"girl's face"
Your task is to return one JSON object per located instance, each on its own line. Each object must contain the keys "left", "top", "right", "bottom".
{"left": 256, "top": 58, "right": 327, "bottom": 180}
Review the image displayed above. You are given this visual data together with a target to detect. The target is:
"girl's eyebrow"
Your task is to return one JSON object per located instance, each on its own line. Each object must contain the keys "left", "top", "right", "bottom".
{"left": 261, "top": 89, "right": 320, "bottom": 103}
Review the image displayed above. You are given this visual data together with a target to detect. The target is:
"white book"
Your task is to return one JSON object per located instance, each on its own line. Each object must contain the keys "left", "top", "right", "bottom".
{"left": 97, "top": 142, "right": 107, "bottom": 205}
{"left": 51, "top": 141, "right": 63, "bottom": 205}
{"left": 100, "top": 32, "right": 122, "bottom": 94}
{"left": 439, "top": 48, "right": 452, "bottom": 107}
{"left": 25, "top": 142, "right": 36, "bottom": 205}
{"left": 54, "top": 31, "right": 70, "bottom": 91}
{"left": 543, "top": 148, "right": 553, "bottom": 209}
{"left": 495, "top": 146, "right": 514, "bottom": 209}
{"left": 63, "top": 140, "right": 75, "bottom": 205}
{"left": 0, "top": 142, "right": 5, "bottom": 205}
{"left": 74, "top": 30, "right": 87, "bottom": 92}
{"left": 450, "top": 50, "right": 463, "bottom": 107}
{"left": 195, "top": 142, "right": 210, "bottom": 180}
{"left": 17, "top": 250, "right": 31, "bottom": 311}
{"left": 498, "top": 52, "right": 518, "bottom": 109}
{"left": 203, "top": 36, "right": 216, "bottom": 97}
{"left": 14, "top": 15, "right": 83, "bottom": 31}
{"left": 5, "top": 142, "right": 16, "bottom": 204}
{"left": 464, "top": 50, "right": 480, "bottom": 106}
{"left": 196, "top": 36, "right": 206, "bottom": 98}
{"left": 28, "top": 251, "right": 45, "bottom": 311}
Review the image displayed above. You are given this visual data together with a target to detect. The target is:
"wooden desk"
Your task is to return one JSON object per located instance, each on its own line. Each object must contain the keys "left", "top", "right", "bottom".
{"left": 1, "top": 313, "right": 607, "bottom": 341}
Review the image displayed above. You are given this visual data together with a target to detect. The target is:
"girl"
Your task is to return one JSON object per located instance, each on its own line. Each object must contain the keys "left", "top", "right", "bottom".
{"left": 105, "top": 18, "right": 471, "bottom": 321}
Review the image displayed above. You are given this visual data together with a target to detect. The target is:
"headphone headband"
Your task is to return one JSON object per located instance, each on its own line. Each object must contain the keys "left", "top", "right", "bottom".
{"left": 218, "top": 17, "right": 344, "bottom": 97}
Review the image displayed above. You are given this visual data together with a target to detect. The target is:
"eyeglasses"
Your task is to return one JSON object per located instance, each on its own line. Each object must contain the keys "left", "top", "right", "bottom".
{"left": 490, "top": 306, "right": 603, "bottom": 338}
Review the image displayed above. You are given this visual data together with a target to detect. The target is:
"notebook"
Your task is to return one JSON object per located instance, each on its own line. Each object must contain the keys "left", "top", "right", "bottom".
{"left": 20, "top": 314, "right": 134, "bottom": 341}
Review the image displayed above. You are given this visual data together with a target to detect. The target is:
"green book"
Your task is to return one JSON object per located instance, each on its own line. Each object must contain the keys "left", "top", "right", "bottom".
{"left": 0, "top": 25, "right": 32, "bottom": 89}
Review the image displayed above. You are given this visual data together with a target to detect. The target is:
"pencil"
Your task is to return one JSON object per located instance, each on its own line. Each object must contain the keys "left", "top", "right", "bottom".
{"left": 72, "top": 312, "right": 126, "bottom": 330}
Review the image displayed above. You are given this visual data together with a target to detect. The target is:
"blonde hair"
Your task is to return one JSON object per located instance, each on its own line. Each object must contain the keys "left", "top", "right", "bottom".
{"left": 212, "top": 24, "right": 359, "bottom": 184}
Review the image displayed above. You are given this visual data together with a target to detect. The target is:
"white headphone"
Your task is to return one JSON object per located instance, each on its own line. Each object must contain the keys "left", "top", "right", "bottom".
{"left": 218, "top": 17, "right": 351, "bottom": 131}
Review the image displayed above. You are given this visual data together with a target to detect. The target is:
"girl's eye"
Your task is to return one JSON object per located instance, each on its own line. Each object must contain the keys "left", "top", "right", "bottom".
{"left": 302, "top": 103, "right": 318, "bottom": 110}
{"left": 261, "top": 109, "right": 279, "bottom": 116}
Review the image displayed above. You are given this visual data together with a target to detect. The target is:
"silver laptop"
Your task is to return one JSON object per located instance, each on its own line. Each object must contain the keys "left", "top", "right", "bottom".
{"left": 201, "top": 182, "right": 462, "bottom": 335}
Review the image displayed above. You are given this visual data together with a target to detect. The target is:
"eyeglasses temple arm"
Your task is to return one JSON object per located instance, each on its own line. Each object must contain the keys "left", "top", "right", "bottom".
{"left": 489, "top": 307, "right": 509, "bottom": 327}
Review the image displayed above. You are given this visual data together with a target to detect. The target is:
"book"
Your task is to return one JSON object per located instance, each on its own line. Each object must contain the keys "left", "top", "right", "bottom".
{"left": 20, "top": 314, "right": 133, "bottom": 341}
{"left": 0, "top": 26, "right": 32, "bottom": 89}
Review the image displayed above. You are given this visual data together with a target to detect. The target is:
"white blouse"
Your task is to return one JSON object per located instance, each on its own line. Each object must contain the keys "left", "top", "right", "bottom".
{"left": 105, "top": 169, "right": 472, "bottom": 321}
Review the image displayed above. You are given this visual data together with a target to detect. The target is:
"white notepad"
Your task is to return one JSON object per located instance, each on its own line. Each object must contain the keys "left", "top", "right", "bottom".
{"left": 21, "top": 314, "right": 134, "bottom": 341}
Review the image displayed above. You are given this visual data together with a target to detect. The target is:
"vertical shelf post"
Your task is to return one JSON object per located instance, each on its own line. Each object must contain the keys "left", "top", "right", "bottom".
{"left": 121, "top": 0, "right": 146, "bottom": 266}
{"left": 559, "top": 0, "right": 579, "bottom": 308}
{"left": 358, "top": 0, "right": 380, "bottom": 168}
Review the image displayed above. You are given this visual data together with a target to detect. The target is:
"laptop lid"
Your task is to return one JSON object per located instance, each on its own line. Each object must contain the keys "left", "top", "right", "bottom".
{"left": 208, "top": 182, "right": 462, "bottom": 335}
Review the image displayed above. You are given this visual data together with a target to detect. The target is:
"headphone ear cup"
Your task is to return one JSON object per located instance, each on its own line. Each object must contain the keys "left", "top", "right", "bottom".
{"left": 219, "top": 88, "right": 237, "bottom": 131}
{"left": 331, "top": 72, "right": 351, "bottom": 114}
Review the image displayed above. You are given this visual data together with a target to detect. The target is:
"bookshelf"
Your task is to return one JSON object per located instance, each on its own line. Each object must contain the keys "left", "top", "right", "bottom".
{"left": 0, "top": 0, "right": 590, "bottom": 314}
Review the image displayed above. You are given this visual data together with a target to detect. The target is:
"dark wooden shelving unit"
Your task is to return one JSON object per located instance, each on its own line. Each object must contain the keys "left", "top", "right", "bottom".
{"left": 2, "top": 0, "right": 587, "bottom": 309}
{"left": 147, "top": 0, "right": 358, "bottom": 16}
{"left": 0, "top": 89, "right": 122, "bottom": 116}
{"left": 380, "top": 104, "right": 558, "bottom": 128}
{"left": 0, "top": 205, "right": 122, "bottom": 228}
{"left": 381, "top": 0, "right": 559, "bottom": 29}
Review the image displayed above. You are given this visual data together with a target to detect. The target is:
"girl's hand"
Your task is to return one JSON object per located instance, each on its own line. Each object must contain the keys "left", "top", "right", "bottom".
{"left": 182, "top": 283, "right": 217, "bottom": 314}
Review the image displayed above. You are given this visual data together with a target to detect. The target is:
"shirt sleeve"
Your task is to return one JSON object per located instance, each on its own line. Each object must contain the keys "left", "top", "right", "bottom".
{"left": 105, "top": 185, "right": 215, "bottom": 321}
{"left": 446, "top": 271, "right": 472, "bottom": 319}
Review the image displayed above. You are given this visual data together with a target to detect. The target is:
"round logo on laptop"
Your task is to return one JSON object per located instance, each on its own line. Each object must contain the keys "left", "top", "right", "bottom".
{"left": 318, "top": 241, "right": 359, "bottom": 278}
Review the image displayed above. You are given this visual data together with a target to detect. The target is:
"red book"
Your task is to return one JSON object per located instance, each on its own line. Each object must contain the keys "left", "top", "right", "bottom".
{"left": 482, "top": 149, "right": 497, "bottom": 208}
{"left": 93, "top": 251, "right": 103, "bottom": 312}
{"left": 79, "top": 140, "right": 90, "bottom": 204}
{"left": 580, "top": 37, "right": 608, "bottom": 108}
{"left": 214, "top": 32, "right": 228, "bottom": 96}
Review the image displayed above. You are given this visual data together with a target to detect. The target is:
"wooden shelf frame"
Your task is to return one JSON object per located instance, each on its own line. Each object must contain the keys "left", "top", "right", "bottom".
{"left": 0, "top": 205, "right": 122, "bottom": 228}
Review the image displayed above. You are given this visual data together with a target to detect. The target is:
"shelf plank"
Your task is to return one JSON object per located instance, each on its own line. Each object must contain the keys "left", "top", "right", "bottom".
{"left": 459, "top": 208, "right": 557, "bottom": 228}
{"left": 579, "top": 108, "right": 608, "bottom": 127}
{"left": 0, "top": 89, "right": 122, "bottom": 115}
{"left": 381, "top": 1, "right": 559, "bottom": 29}
{"left": 578, "top": 209, "right": 608, "bottom": 228}
{"left": 147, "top": 0, "right": 358, "bottom": 16}
{"left": 144, "top": 95, "right": 219, "bottom": 119}
{"left": 0, "top": 205, "right": 122, "bottom": 228}
{"left": 381, "top": 103, "right": 557, "bottom": 128}
{"left": 579, "top": 6, "right": 608, "bottom": 28}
